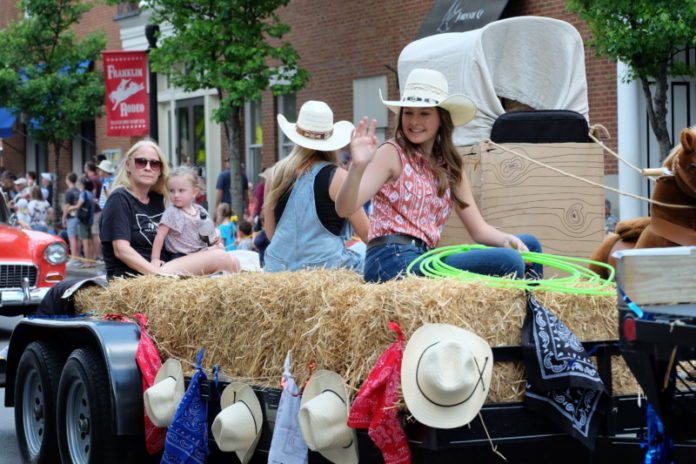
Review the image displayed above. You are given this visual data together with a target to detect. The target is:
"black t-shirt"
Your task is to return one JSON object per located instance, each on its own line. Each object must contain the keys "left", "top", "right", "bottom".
{"left": 274, "top": 164, "right": 345, "bottom": 235}
{"left": 100, "top": 187, "right": 169, "bottom": 279}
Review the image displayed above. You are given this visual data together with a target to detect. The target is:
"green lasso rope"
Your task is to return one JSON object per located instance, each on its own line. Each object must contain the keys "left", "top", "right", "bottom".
{"left": 406, "top": 244, "right": 616, "bottom": 295}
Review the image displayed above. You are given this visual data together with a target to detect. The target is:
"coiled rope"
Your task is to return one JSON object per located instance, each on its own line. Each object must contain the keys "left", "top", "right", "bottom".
{"left": 406, "top": 244, "right": 616, "bottom": 295}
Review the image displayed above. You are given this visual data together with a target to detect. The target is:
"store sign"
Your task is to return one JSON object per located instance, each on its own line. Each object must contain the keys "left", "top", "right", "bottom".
{"left": 416, "top": 0, "right": 509, "bottom": 39}
{"left": 102, "top": 50, "right": 149, "bottom": 137}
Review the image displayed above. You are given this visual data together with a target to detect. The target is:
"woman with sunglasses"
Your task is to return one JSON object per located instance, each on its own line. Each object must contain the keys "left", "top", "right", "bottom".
{"left": 101, "top": 140, "right": 239, "bottom": 279}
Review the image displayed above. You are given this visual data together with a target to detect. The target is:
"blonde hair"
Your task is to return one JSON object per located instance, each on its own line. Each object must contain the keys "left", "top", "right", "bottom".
{"left": 110, "top": 140, "right": 169, "bottom": 199}
{"left": 168, "top": 165, "right": 202, "bottom": 191}
{"left": 266, "top": 145, "right": 337, "bottom": 212}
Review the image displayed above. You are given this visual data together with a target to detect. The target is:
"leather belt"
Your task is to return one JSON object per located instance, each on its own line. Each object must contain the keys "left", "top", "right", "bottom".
{"left": 367, "top": 234, "right": 429, "bottom": 251}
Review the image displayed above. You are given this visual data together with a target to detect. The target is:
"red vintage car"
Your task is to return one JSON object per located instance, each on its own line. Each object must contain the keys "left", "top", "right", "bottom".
{"left": 0, "top": 191, "right": 66, "bottom": 315}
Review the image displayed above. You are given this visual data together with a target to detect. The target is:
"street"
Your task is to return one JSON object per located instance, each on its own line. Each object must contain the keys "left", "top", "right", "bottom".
{"left": 0, "top": 264, "right": 102, "bottom": 463}
{"left": 0, "top": 315, "right": 22, "bottom": 463}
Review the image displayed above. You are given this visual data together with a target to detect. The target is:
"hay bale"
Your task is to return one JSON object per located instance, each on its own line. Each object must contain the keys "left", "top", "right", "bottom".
{"left": 74, "top": 270, "right": 640, "bottom": 402}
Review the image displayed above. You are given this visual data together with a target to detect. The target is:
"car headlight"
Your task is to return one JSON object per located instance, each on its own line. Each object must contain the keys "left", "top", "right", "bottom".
{"left": 44, "top": 242, "right": 68, "bottom": 265}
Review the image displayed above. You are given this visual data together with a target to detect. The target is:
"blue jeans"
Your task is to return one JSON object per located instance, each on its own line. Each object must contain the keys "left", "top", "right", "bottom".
{"left": 364, "top": 234, "right": 542, "bottom": 283}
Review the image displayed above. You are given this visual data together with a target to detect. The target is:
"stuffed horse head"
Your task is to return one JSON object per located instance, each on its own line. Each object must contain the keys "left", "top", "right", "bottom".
{"left": 664, "top": 126, "right": 696, "bottom": 201}
{"left": 590, "top": 126, "right": 696, "bottom": 279}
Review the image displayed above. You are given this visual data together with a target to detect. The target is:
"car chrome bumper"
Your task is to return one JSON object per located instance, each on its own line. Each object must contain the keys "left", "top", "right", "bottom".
{"left": 0, "top": 287, "right": 50, "bottom": 307}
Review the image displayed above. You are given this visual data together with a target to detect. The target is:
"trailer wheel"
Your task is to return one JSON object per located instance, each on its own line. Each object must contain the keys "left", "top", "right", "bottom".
{"left": 57, "top": 347, "right": 118, "bottom": 464}
{"left": 14, "top": 341, "right": 64, "bottom": 464}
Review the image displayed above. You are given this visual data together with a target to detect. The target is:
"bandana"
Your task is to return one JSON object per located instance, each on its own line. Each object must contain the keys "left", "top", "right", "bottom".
{"left": 104, "top": 313, "right": 166, "bottom": 454}
{"left": 162, "top": 349, "right": 210, "bottom": 464}
{"left": 268, "top": 351, "right": 309, "bottom": 464}
{"left": 521, "top": 294, "right": 608, "bottom": 449}
{"left": 348, "top": 322, "right": 411, "bottom": 464}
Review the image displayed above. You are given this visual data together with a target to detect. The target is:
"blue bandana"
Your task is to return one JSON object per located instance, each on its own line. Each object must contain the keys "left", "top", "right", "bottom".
{"left": 161, "top": 349, "right": 210, "bottom": 464}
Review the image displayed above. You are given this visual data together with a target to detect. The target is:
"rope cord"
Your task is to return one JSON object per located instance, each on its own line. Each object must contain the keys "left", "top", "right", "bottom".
{"left": 487, "top": 140, "right": 696, "bottom": 210}
{"left": 406, "top": 245, "right": 616, "bottom": 295}
{"left": 587, "top": 127, "right": 655, "bottom": 181}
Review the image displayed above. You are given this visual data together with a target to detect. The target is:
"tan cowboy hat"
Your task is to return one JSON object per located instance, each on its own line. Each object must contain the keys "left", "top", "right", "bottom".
{"left": 380, "top": 68, "right": 477, "bottom": 127}
{"left": 97, "top": 159, "right": 115, "bottom": 174}
{"left": 143, "top": 358, "right": 185, "bottom": 427}
{"left": 277, "top": 100, "right": 355, "bottom": 152}
{"left": 401, "top": 323, "right": 493, "bottom": 429}
{"left": 211, "top": 382, "right": 263, "bottom": 464}
{"left": 299, "top": 370, "right": 358, "bottom": 464}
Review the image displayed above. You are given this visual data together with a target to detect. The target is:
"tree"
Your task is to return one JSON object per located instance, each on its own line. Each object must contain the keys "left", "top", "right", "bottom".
{"left": 0, "top": 0, "right": 106, "bottom": 209}
{"left": 146, "top": 0, "right": 308, "bottom": 217}
{"left": 566, "top": 0, "right": 696, "bottom": 160}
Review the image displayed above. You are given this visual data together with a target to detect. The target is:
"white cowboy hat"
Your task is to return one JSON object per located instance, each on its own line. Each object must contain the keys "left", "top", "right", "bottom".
{"left": 380, "top": 68, "right": 477, "bottom": 127}
{"left": 299, "top": 370, "right": 358, "bottom": 464}
{"left": 97, "top": 159, "right": 115, "bottom": 174}
{"left": 401, "top": 323, "right": 493, "bottom": 429}
{"left": 277, "top": 100, "right": 355, "bottom": 152}
{"left": 40, "top": 173, "right": 52, "bottom": 182}
{"left": 211, "top": 383, "right": 263, "bottom": 464}
{"left": 143, "top": 358, "right": 185, "bottom": 427}
{"left": 15, "top": 177, "right": 27, "bottom": 185}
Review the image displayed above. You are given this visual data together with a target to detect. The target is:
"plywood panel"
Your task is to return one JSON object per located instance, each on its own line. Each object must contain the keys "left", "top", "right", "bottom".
{"left": 439, "top": 143, "right": 605, "bottom": 268}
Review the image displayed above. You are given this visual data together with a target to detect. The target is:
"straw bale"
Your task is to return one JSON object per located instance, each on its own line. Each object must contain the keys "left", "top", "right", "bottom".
{"left": 74, "top": 270, "right": 640, "bottom": 403}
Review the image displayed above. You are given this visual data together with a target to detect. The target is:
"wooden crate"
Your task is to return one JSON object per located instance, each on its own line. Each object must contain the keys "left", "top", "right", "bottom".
{"left": 439, "top": 142, "right": 605, "bottom": 274}
{"left": 615, "top": 247, "right": 696, "bottom": 305}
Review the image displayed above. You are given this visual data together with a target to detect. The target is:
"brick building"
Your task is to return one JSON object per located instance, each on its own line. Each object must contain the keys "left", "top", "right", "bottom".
{"left": 1, "top": 0, "right": 693, "bottom": 220}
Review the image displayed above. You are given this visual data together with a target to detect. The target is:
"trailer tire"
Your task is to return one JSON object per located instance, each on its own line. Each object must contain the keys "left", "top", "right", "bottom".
{"left": 57, "top": 347, "right": 119, "bottom": 464}
{"left": 14, "top": 341, "right": 64, "bottom": 464}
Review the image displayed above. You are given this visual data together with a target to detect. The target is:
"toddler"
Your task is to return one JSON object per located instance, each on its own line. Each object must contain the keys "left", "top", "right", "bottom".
{"left": 215, "top": 202, "right": 237, "bottom": 251}
{"left": 235, "top": 220, "right": 253, "bottom": 251}
{"left": 151, "top": 166, "right": 238, "bottom": 274}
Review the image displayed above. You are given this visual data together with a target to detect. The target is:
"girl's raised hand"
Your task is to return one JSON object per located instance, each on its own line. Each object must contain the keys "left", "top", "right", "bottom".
{"left": 350, "top": 117, "right": 379, "bottom": 167}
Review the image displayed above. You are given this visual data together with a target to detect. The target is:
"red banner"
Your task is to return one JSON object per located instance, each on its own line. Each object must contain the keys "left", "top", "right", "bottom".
{"left": 102, "top": 50, "right": 149, "bottom": 137}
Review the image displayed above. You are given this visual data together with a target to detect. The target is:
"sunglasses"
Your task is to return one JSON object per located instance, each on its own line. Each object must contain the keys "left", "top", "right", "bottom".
{"left": 133, "top": 157, "right": 163, "bottom": 171}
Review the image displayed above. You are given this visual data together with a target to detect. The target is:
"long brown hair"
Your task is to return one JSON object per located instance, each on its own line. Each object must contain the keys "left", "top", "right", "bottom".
{"left": 394, "top": 107, "right": 468, "bottom": 209}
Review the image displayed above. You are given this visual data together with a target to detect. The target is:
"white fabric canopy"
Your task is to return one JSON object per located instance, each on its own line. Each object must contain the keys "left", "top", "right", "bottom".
{"left": 397, "top": 16, "right": 589, "bottom": 146}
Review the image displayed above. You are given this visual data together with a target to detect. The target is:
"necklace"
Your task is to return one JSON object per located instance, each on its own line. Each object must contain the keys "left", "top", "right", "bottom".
{"left": 182, "top": 206, "right": 198, "bottom": 217}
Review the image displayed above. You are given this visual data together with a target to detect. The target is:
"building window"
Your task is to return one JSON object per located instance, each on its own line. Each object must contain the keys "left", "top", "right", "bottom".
{"left": 276, "top": 93, "right": 296, "bottom": 159}
{"left": 115, "top": 2, "right": 139, "bottom": 19}
{"left": 35, "top": 143, "right": 48, "bottom": 174}
{"left": 245, "top": 99, "right": 263, "bottom": 183}
{"left": 175, "top": 97, "right": 206, "bottom": 177}
{"left": 80, "top": 120, "right": 96, "bottom": 167}
{"left": 353, "top": 75, "right": 388, "bottom": 143}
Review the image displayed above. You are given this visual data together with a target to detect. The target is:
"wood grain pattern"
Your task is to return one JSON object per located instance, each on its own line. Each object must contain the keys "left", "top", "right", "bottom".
{"left": 439, "top": 143, "right": 605, "bottom": 274}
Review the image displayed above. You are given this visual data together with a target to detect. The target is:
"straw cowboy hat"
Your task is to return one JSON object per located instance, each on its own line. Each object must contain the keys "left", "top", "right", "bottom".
{"left": 380, "top": 68, "right": 477, "bottom": 127}
{"left": 277, "top": 100, "right": 355, "bottom": 152}
{"left": 211, "top": 383, "right": 263, "bottom": 464}
{"left": 143, "top": 358, "right": 185, "bottom": 427}
{"left": 401, "top": 323, "right": 493, "bottom": 429}
{"left": 299, "top": 370, "right": 358, "bottom": 464}
{"left": 97, "top": 159, "right": 115, "bottom": 174}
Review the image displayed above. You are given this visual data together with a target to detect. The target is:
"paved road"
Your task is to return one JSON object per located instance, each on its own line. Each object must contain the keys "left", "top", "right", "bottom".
{"left": 0, "top": 264, "right": 103, "bottom": 463}
{"left": 1, "top": 315, "right": 22, "bottom": 463}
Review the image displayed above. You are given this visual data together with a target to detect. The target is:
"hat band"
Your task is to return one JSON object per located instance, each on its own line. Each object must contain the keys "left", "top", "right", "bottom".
{"left": 296, "top": 126, "right": 333, "bottom": 141}
{"left": 415, "top": 342, "right": 490, "bottom": 408}
{"left": 401, "top": 95, "right": 441, "bottom": 105}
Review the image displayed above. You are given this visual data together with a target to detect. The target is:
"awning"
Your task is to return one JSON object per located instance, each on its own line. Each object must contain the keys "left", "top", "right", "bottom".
{"left": 0, "top": 108, "right": 16, "bottom": 138}
{"left": 416, "top": 0, "right": 510, "bottom": 39}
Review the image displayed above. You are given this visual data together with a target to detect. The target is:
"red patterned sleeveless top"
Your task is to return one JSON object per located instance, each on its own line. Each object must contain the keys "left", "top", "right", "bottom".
{"left": 368, "top": 140, "right": 452, "bottom": 248}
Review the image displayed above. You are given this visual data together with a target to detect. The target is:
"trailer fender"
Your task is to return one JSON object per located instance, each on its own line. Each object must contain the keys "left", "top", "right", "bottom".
{"left": 5, "top": 319, "right": 143, "bottom": 436}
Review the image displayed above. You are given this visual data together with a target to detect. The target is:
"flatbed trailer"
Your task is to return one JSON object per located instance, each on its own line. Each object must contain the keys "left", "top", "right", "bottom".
{"left": 4, "top": 313, "right": 696, "bottom": 463}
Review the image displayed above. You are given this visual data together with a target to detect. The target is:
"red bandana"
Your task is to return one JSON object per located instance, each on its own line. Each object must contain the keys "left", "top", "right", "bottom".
{"left": 106, "top": 314, "right": 167, "bottom": 454}
{"left": 348, "top": 322, "right": 411, "bottom": 464}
